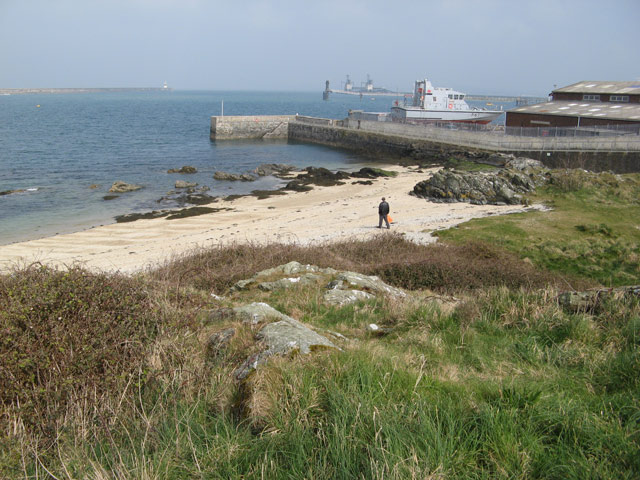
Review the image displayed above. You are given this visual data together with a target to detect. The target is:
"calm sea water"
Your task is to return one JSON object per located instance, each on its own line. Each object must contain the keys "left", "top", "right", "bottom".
{"left": 0, "top": 90, "right": 509, "bottom": 245}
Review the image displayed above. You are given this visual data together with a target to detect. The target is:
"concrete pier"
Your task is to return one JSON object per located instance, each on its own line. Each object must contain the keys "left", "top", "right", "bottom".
{"left": 210, "top": 115, "right": 295, "bottom": 140}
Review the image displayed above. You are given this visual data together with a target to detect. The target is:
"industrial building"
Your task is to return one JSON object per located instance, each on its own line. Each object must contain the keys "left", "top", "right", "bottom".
{"left": 506, "top": 81, "right": 640, "bottom": 130}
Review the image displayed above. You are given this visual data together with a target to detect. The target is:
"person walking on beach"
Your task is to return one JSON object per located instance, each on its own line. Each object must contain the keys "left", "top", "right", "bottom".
{"left": 378, "top": 197, "right": 390, "bottom": 229}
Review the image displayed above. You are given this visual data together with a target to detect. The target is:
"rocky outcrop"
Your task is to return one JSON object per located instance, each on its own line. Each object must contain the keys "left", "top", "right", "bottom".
{"left": 328, "top": 271, "right": 406, "bottom": 299}
{"left": 323, "top": 289, "right": 375, "bottom": 306}
{"left": 231, "top": 261, "right": 405, "bottom": 305}
{"left": 557, "top": 285, "right": 640, "bottom": 313}
{"left": 231, "top": 261, "right": 337, "bottom": 292}
{"left": 109, "top": 181, "right": 143, "bottom": 193}
{"left": 412, "top": 168, "right": 538, "bottom": 205}
{"left": 213, "top": 171, "right": 257, "bottom": 182}
{"left": 167, "top": 166, "right": 197, "bottom": 174}
{"left": 252, "top": 163, "right": 297, "bottom": 177}
{"left": 230, "top": 303, "right": 338, "bottom": 380}
{"left": 232, "top": 302, "right": 293, "bottom": 325}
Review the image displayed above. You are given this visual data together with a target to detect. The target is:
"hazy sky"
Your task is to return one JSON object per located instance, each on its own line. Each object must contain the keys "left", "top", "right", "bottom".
{"left": 1, "top": 0, "right": 638, "bottom": 96}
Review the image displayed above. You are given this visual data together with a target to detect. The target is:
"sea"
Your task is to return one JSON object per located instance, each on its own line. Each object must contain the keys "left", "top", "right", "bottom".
{"left": 0, "top": 90, "right": 511, "bottom": 245}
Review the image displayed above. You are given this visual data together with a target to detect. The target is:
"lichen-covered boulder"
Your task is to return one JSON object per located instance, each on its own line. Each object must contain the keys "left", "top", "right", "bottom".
{"left": 331, "top": 271, "right": 406, "bottom": 299}
{"left": 233, "top": 308, "right": 338, "bottom": 380}
{"left": 232, "top": 302, "right": 291, "bottom": 325}
{"left": 258, "top": 273, "right": 323, "bottom": 291}
{"left": 323, "top": 289, "right": 375, "bottom": 306}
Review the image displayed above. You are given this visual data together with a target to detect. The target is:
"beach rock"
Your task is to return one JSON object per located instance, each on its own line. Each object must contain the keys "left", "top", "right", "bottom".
{"left": 214, "top": 171, "right": 257, "bottom": 182}
{"left": 350, "top": 167, "right": 398, "bottom": 179}
{"left": 88, "top": 184, "right": 100, "bottom": 189}
{"left": 234, "top": 315, "right": 337, "bottom": 380}
{"left": 167, "top": 166, "right": 197, "bottom": 174}
{"left": 103, "top": 195, "right": 119, "bottom": 201}
{"left": 0, "top": 189, "right": 26, "bottom": 196}
{"left": 283, "top": 167, "right": 350, "bottom": 189}
{"left": 109, "top": 181, "right": 143, "bottom": 193}
{"left": 253, "top": 163, "right": 297, "bottom": 177}
{"left": 331, "top": 271, "right": 406, "bottom": 299}
{"left": 323, "top": 289, "right": 375, "bottom": 306}
{"left": 412, "top": 168, "right": 536, "bottom": 205}
{"left": 175, "top": 180, "right": 198, "bottom": 189}
{"left": 557, "top": 285, "right": 640, "bottom": 313}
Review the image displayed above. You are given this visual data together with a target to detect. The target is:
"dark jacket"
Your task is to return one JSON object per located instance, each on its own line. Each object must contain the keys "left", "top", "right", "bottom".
{"left": 378, "top": 201, "right": 390, "bottom": 216}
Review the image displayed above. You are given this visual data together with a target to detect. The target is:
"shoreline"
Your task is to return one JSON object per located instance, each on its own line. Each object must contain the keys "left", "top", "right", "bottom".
{"left": 0, "top": 166, "right": 535, "bottom": 274}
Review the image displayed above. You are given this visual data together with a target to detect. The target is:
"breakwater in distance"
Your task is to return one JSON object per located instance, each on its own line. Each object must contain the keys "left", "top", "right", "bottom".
{"left": 0, "top": 87, "right": 172, "bottom": 95}
{"left": 210, "top": 115, "right": 640, "bottom": 173}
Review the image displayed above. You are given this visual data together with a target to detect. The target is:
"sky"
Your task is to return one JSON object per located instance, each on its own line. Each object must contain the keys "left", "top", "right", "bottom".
{"left": 1, "top": 0, "right": 638, "bottom": 96}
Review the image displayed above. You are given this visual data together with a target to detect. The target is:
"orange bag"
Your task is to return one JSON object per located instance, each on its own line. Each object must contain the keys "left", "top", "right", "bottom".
{"left": 387, "top": 215, "right": 393, "bottom": 223}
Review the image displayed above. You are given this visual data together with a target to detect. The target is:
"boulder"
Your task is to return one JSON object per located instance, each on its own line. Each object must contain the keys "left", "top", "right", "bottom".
{"left": 253, "top": 163, "right": 297, "bottom": 177}
{"left": 258, "top": 273, "right": 323, "bottom": 291}
{"left": 232, "top": 302, "right": 292, "bottom": 325}
{"left": 412, "top": 168, "right": 537, "bottom": 205}
{"left": 214, "top": 171, "right": 256, "bottom": 182}
{"left": 167, "top": 166, "right": 197, "bottom": 174}
{"left": 175, "top": 180, "right": 198, "bottom": 189}
{"left": 231, "top": 261, "right": 336, "bottom": 292}
{"left": 557, "top": 285, "right": 640, "bottom": 313}
{"left": 234, "top": 315, "right": 337, "bottom": 380}
{"left": 323, "top": 289, "right": 375, "bottom": 306}
{"left": 206, "top": 328, "right": 236, "bottom": 357}
{"left": 330, "top": 271, "right": 406, "bottom": 299}
{"left": 109, "top": 181, "right": 143, "bottom": 193}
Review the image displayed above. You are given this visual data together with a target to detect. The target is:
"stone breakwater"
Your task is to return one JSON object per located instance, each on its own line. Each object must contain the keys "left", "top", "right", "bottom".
{"left": 210, "top": 115, "right": 640, "bottom": 173}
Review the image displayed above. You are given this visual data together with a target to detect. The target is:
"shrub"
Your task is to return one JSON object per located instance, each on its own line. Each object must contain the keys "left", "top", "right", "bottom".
{"left": 0, "top": 265, "right": 158, "bottom": 434}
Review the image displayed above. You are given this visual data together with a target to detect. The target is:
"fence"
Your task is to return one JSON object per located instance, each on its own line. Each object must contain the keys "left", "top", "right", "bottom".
{"left": 293, "top": 116, "right": 640, "bottom": 152}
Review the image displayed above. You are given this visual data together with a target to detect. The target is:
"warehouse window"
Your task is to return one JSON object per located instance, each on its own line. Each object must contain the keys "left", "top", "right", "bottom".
{"left": 610, "top": 95, "right": 629, "bottom": 103}
{"left": 583, "top": 94, "right": 600, "bottom": 101}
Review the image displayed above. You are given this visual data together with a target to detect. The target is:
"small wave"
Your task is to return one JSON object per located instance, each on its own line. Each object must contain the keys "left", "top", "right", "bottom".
{"left": 26, "top": 187, "right": 39, "bottom": 192}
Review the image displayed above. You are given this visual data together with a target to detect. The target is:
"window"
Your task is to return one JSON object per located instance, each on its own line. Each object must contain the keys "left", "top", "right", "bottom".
{"left": 583, "top": 94, "right": 600, "bottom": 101}
{"left": 610, "top": 95, "right": 629, "bottom": 103}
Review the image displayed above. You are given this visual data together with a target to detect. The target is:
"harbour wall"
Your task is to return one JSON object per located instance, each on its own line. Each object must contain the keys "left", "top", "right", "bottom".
{"left": 210, "top": 115, "right": 295, "bottom": 140}
{"left": 210, "top": 115, "right": 640, "bottom": 173}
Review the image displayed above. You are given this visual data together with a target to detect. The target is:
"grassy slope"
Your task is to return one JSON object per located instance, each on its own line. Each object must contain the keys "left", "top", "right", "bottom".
{"left": 1, "top": 169, "right": 639, "bottom": 479}
{"left": 437, "top": 170, "right": 640, "bottom": 287}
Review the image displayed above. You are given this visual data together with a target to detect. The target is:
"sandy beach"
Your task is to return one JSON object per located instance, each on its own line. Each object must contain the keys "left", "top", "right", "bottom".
{"left": 0, "top": 166, "right": 532, "bottom": 274}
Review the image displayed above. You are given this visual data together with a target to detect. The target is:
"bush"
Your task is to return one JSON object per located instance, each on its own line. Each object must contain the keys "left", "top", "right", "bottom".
{"left": 0, "top": 265, "right": 157, "bottom": 433}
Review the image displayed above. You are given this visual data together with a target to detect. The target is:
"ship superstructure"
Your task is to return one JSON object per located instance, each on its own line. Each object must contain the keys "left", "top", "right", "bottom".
{"left": 390, "top": 79, "right": 502, "bottom": 124}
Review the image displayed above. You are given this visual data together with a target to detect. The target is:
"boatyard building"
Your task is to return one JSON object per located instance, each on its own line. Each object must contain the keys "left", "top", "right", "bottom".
{"left": 505, "top": 81, "right": 640, "bottom": 131}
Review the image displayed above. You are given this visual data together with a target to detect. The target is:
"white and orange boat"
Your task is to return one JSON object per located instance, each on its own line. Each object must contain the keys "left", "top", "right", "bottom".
{"left": 390, "top": 79, "right": 502, "bottom": 124}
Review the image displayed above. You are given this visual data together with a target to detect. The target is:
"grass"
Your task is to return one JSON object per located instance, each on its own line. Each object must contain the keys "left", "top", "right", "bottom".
{"left": 436, "top": 170, "right": 640, "bottom": 287}
{"left": 1, "top": 168, "right": 639, "bottom": 478}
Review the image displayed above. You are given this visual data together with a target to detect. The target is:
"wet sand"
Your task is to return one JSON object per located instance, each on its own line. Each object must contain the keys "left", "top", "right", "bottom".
{"left": 0, "top": 167, "right": 532, "bottom": 274}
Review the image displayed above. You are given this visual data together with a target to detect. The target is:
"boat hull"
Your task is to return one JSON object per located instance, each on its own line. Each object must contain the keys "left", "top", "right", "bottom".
{"left": 391, "top": 106, "right": 502, "bottom": 124}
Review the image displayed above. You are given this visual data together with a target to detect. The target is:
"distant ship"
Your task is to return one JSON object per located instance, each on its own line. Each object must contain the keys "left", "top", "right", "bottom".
{"left": 323, "top": 75, "right": 408, "bottom": 99}
{"left": 390, "top": 79, "right": 502, "bottom": 124}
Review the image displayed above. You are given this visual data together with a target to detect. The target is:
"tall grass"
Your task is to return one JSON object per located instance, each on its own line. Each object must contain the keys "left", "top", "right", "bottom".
{"left": 2, "top": 169, "right": 639, "bottom": 478}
